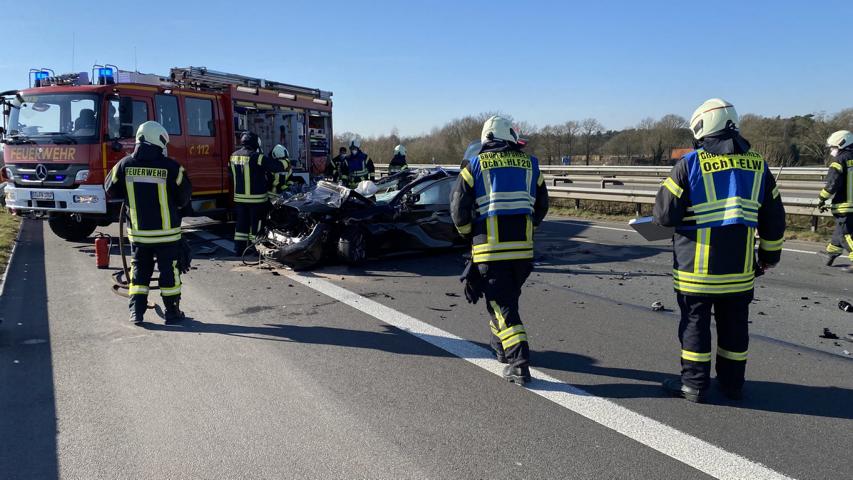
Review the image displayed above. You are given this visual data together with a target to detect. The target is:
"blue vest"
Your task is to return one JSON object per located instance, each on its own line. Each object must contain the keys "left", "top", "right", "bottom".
{"left": 467, "top": 150, "right": 540, "bottom": 222}
{"left": 679, "top": 149, "right": 767, "bottom": 231}
{"left": 346, "top": 151, "right": 369, "bottom": 179}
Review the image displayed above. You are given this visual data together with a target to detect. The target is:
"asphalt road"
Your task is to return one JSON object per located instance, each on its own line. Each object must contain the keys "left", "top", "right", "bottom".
{"left": 0, "top": 217, "right": 851, "bottom": 480}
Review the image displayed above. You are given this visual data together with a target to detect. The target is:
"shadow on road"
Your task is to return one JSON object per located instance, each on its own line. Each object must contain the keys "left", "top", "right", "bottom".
{"left": 0, "top": 220, "right": 59, "bottom": 479}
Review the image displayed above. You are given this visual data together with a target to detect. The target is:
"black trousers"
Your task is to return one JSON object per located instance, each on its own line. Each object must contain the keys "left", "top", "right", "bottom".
{"left": 827, "top": 215, "right": 853, "bottom": 259}
{"left": 234, "top": 202, "right": 266, "bottom": 254}
{"left": 478, "top": 260, "right": 533, "bottom": 367}
{"left": 677, "top": 293, "right": 752, "bottom": 390}
{"left": 129, "top": 243, "right": 181, "bottom": 315}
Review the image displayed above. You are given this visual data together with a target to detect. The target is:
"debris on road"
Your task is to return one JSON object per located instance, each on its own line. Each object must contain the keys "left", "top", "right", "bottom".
{"left": 651, "top": 301, "right": 664, "bottom": 311}
{"left": 445, "top": 292, "right": 460, "bottom": 297}
{"left": 843, "top": 350, "right": 851, "bottom": 356}
{"left": 838, "top": 300, "right": 853, "bottom": 312}
{"left": 820, "top": 328, "right": 840, "bottom": 340}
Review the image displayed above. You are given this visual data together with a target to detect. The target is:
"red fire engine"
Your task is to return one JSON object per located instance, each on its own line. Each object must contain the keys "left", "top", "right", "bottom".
{"left": 0, "top": 66, "right": 333, "bottom": 240}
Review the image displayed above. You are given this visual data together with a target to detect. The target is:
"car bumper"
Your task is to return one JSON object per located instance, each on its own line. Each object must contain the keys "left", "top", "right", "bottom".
{"left": 4, "top": 184, "right": 107, "bottom": 214}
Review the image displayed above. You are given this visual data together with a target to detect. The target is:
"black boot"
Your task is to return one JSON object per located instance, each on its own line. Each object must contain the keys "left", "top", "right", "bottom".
{"left": 662, "top": 378, "right": 707, "bottom": 403}
{"left": 716, "top": 380, "right": 743, "bottom": 401}
{"left": 503, "top": 364, "right": 531, "bottom": 385}
{"left": 129, "top": 296, "right": 147, "bottom": 325}
{"left": 164, "top": 297, "right": 185, "bottom": 325}
{"left": 819, "top": 251, "right": 841, "bottom": 266}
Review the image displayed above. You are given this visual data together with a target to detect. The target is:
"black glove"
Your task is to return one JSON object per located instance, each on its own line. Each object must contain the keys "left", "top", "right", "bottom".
{"left": 177, "top": 238, "right": 192, "bottom": 274}
{"left": 818, "top": 199, "right": 829, "bottom": 213}
{"left": 459, "top": 259, "right": 483, "bottom": 305}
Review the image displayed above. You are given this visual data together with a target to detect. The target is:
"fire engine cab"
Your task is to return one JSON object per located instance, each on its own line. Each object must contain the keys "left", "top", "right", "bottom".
{"left": 0, "top": 65, "right": 333, "bottom": 241}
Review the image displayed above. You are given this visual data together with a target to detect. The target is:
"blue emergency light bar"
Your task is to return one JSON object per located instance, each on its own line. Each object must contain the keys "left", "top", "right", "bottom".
{"left": 34, "top": 71, "right": 50, "bottom": 81}
{"left": 98, "top": 68, "right": 114, "bottom": 77}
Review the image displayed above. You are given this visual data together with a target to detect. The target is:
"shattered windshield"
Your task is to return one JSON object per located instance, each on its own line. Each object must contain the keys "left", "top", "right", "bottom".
{"left": 7, "top": 93, "right": 100, "bottom": 144}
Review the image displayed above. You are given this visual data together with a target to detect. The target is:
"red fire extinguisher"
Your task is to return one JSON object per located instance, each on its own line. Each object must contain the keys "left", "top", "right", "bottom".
{"left": 95, "top": 233, "right": 112, "bottom": 269}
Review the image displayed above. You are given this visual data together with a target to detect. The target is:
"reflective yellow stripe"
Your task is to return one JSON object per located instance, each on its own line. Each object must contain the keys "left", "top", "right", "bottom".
{"left": 831, "top": 202, "right": 853, "bottom": 213}
{"left": 473, "top": 250, "right": 534, "bottom": 263}
{"left": 537, "top": 172, "right": 544, "bottom": 186}
{"left": 689, "top": 197, "right": 760, "bottom": 214}
{"left": 845, "top": 234, "right": 853, "bottom": 252}
{"left": 176, "top": 166, "right": 185, "bottom": 186}
{"left": 497, "top": 324, "right": 526, "bottom": 340}
{"left": 744, "top": 227, "right": 754, "bottom": 273}
{"left": 110, "top": 165, "right": 119, "bottom": 182}
{"left": 819, "top": 188, "right": 832, "bottom": 200}
{"left": 848, "top": 168, "right": 853, "bottom": 206}
{"left": 673, "top": 269, "right": 755, "bottom": 283}
{"left": 128, "top": 234, "right": 182, "bottom": 244}
{"left": 157, "top": 183, "right": 170, "bottom": 230}
{"left": 772, "top": 185, "right": 780, "bottom": 199}
{"left": 681, "top": 350, "right": 712, "bottom": 362}
{"left": 502, "top": 333, "right": 528, "bottom": 350}
{"left": 662, "top": 177, "right": 683, "bottom": 198}
{"left": 490, "top": 301, "right": 506, "bottom": 330}
{"left": 831, "top": 162, "right": 843, "bottom": 172}
{"left": 486, "top": 215, "right": 497, "bottom": 246}
{"left": 750, "top": 160, "right": 765, "bottom": 202}
{"left": 684, "top": 209, "right": 758, "bottom": 225}
{"left": 128, "top": 285, "right": 149, "bottom": 295}
{"left": 759, "top": 237, "right": 784, "bottom": 252}
{"left": 673, "top": 279, "right": 754, "bottom": 295}
{"left": 160, "top": 286, "right": 181, "bottom": 296}
{"left": 472, "top": 241, "right": 533, "bottom": 254}
{"left": 460, "top": 167, "right": 474, "bottom": 187}
{"left": 717, "top": 348, "right": 748, "bottom": 361}
{"left": 526, "top": 216, "right": 533, "bottom": 241}
{"left": 127, "top": 227, "right": 182, "bottom": 236}
{"left": 173, "top": 260, "right": 181, "bottom": 289}
{"left": 827, "top": 243, "right": 844, "bottom": 254}
{"left": 125, "top": 182, "right": 139, "bottom": 229}
{"left": 694, "top": 228, "right": 710, "bottom": 274}
{"left": 456, "top": 223, "right": 471, "bottom": 235}
{"left": 702, "top": 168, "right": 717, "bottom": 203}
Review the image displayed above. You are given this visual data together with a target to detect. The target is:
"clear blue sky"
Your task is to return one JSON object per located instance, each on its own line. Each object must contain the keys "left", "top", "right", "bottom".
{"left": 3, "top": 0, "right": 850, "bottom": 137}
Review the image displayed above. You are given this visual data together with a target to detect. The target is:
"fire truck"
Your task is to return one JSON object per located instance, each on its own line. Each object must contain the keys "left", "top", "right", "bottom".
{"left": 0, "top": 66, "right": 333, "bottom": 241}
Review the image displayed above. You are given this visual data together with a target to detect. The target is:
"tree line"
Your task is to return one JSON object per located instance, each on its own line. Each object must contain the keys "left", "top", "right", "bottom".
{"left": 335, "top": 109, "right": 853, "bottom": 167}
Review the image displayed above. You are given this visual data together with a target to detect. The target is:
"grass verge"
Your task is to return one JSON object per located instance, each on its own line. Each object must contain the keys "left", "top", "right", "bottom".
{"left": 0, "top": 211, "right": 21, "bottom": 278}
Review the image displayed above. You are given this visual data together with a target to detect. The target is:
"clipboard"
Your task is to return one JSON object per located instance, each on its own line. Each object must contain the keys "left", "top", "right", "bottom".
{"left": 629, "top": 216, "right": 674, "bottom": 241}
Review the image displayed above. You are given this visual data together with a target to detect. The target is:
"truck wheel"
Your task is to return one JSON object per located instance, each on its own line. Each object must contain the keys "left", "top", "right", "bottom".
{"left": 337, "top": 226, "right": 367, "bottom": 265}
{"left": 48, "top": 214, "right": 98, "bottom": 242}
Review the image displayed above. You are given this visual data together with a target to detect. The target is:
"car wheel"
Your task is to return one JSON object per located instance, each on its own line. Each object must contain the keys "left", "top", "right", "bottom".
{"left": 48, "top": 214, "right": 97, "bottom": 242}
{"left": 337, "top": 226, "right": 367, "bottom": 265}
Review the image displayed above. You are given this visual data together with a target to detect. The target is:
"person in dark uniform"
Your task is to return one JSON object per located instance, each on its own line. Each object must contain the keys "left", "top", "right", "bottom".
{"left": 327, "top": 147, "right": 349, "bottom": 184}
{"left": 345, "top": 138, "right": 375, "bottom": 188}
{"left": 654, "top": 98, "right": 786, "bottom": 402}
{"left": 228, "top": 132, "right": 284, "bottom": 255}
{"left": 105, "top": 121, "right": 192, "bottom": 325}
{"left": 817, "top": 130, "right": 853, "bottom": 270}
{"left": 450, "top": 115, "right": 549, "bottom": 384}
{"left": 267, "top": 144, "right": 293, "bottom": 200}
{"left": 388, "top": 144, "right": 409, "bottom": 175}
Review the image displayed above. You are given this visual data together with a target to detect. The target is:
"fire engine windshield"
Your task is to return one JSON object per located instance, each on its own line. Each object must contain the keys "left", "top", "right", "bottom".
{"left": 7, "top": 93, "right": 100, "bottom": 144}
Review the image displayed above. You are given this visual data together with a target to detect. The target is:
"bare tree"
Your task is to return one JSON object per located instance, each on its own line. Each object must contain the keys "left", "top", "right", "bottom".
{"left": 579, "top": 118, "right": 604, "bottom": 165}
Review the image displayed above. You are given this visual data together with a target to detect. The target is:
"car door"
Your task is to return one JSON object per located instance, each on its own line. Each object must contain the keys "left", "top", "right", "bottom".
{"left": 181, "top": 94, "right": 221, "bottom": 194}
{"left": 397, "top": 177, "right": 458, "bottom": 248}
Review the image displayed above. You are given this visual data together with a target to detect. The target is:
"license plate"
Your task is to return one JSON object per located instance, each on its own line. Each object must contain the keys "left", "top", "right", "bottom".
{"left": 30, "top": 191, "right": 54, "bottom": 200}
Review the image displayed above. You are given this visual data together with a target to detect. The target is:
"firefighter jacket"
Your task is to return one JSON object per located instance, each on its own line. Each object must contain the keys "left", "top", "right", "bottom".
{"left": 818, "top": 148, "right": 853, "bottom": 215}
{"left": 267, "top": 156, "right": 293, "bottom": 199}
{"left": 327, "top": 154, "right": 348, "bottom": 182}
{"left": 228, "top": 147, "right": 284, "bottom": 204}
{"left": 388, "top": 154, "right": 409, "bottom": 174}
{"left": 654, "top": 135, "right": 786, "bottom": 296}
{"left": 450, "top": 142, "right": 549, "bottom": 263}
{"left": 105, "top": 143, "right": 192, "bottom": 245}
{"left": 345, "top": 150, "right": 375, "bottom": 186}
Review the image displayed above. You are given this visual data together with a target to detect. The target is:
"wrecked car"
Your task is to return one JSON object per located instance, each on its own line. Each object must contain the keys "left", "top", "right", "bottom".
{"left": 257, "top": 168, "right": 466, "bottom": 269}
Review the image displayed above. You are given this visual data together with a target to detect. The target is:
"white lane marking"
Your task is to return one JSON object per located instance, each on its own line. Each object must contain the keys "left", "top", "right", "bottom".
{"left": 190, "top": 230, "right": 235, "bottom": 252}
{"left": 558, "top": 221, "right": 818, "bottom": 255}
{"left": 288, "top": 272, "right": 793, "bottom": 480}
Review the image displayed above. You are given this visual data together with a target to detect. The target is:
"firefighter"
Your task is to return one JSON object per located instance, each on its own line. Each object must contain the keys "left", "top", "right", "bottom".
{"left": 450, "top": 115, "right": 549, "bottom": 384}
{"left": 345, "top": 138, "right": 375, "bottom": 188}
{"left": 389, "top": 144, "right": 409, "bottom": 175}
{"left": 229, "top": 132, "right": 285, "bottom": 255}
{"left": 268, "top": 144, "right": 293, "bottom": 200}
{"left": 327, "top": 147, "right": 349, "bottom": 184}
{"left": 817, "top": 130, "right": 853, "bottom": 269}
{"left": 105, "top": 121, "right": 192, "bottom": 325}
{"left": 653, "top": 99, "right": 786, "bottom": 402}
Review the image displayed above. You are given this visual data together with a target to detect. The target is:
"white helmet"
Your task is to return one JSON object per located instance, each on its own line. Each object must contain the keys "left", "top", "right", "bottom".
{"left": 827, "top": 130, "right": 853, "bottom": 150}
{"left": 481, "top": 115, "right": 519, "bottom": 144}
{"left": 349, "top": 138, "right": 362, "bottom": 150}
{"left": 271, "top": 144, "right": 289, "bottom": 160}
{"left": 354, "top": 180, "right": 378, "bottom": 197}
{"left": 394, "top": 144, "right": 407, "bottom": 156}
{"left": 689, "top": 98, "right": 738, "bottom": 140}
{"left": 135, "top": 121, "right": 169, "bottom": 152}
